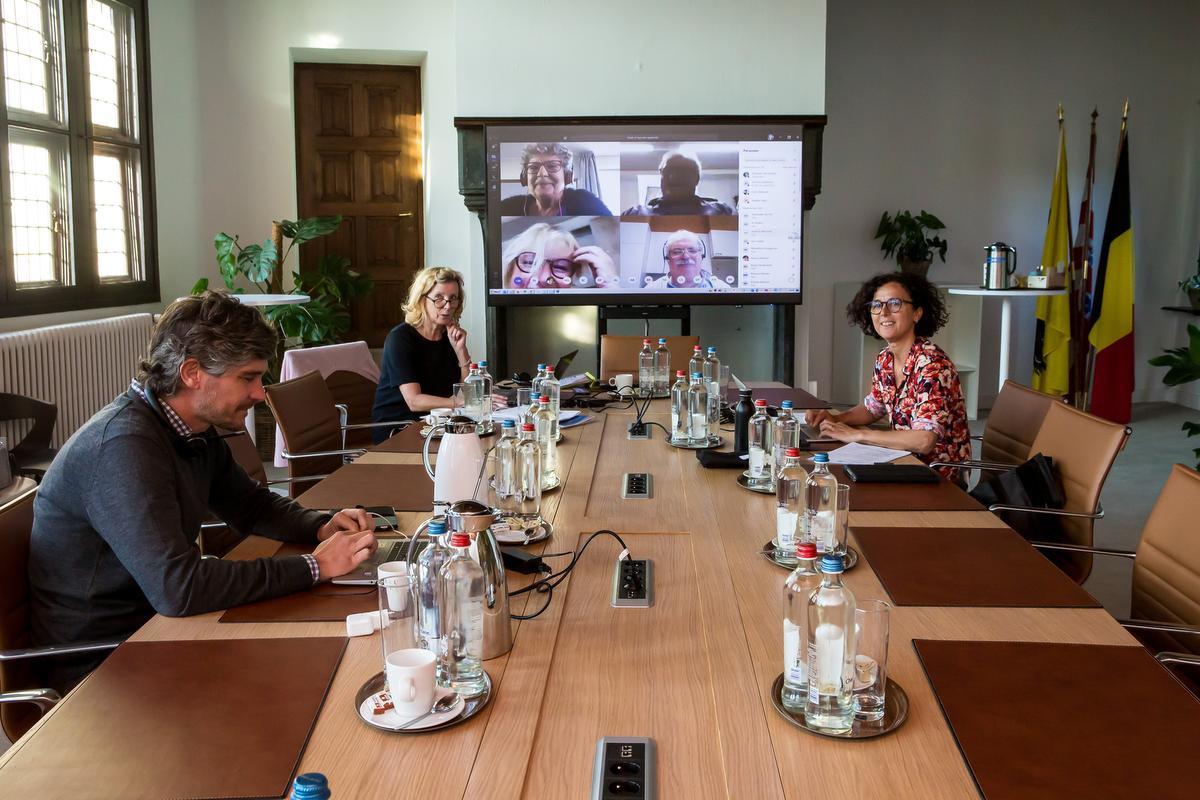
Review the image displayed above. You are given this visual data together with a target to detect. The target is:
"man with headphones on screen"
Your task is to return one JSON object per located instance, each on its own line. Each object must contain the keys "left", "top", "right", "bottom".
{"left": 622, "top": 151, "right": 736, "bottom": 217}
{"left": 28, "top": 291, "right": 378, "bottom": 691}
{"left": 497, "top": 142, "right": 612, "bottom": 217}
{"left": 647, "top": 230, "right": 722, "bottom": 289}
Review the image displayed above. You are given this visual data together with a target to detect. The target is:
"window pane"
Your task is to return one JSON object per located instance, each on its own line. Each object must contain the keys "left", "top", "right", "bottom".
{"left": 8, "top": 127, "right": 70, "bottom": 286}
{"left": 2, "top": 0, "right": 50, "bottom": 116}
{"left": 93, "top": 149, "right": 140, "bottom": 280}
{"left": 86, "top": 0, "right": 135, "bottom": 135}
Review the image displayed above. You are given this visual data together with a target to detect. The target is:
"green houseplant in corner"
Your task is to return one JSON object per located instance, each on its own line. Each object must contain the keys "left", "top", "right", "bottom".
{"left": 874, "top": 210, "right": 948, "bottom": 278}
{"left": 1180, "top": 247, "right": 1200, "bottom": 310}
{"left": 1148, "top": 322, "right": 1200, "bottom": 469}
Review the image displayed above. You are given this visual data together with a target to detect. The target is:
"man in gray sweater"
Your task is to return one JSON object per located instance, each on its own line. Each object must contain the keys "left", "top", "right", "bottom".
{"left": 29, "top": 291, "right": 378, "bottom": 690}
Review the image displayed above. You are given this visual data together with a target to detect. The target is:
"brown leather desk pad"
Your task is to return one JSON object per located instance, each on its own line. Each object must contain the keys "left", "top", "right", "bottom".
{"left": 219, "top": 542, "right": 378, "bottom": 623}
{"left": 830, "top": 465, "right": 983, "bottom": 511}
{"left": 724, "top": 385, "right": 830, "bottom": 408}
{"left": 914, "top": 640, "right": 1200, "bottom": 799}
{"left": 852, "top": 527, "right": 1100, "bottom": 607}
{"left": 372, "top": 423, "right": 436, "bottom": 453}
{"left": 296, "top": 462, "right": 434, "bottom": 511}
{"left": 0, "top": 637, "right": 346, "bottom": 799}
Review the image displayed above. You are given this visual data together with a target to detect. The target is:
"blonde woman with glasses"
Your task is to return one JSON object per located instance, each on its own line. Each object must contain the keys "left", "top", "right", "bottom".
{"left": 371, "top": 266, "right": 472, "bottom": 441}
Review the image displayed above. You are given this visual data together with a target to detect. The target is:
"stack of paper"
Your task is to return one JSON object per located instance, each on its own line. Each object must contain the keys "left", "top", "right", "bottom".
{"left": 825, "top": 443, "right": 910, "bottom": 464}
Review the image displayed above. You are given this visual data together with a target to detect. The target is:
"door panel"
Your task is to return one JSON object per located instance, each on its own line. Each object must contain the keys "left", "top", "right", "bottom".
{"left": 295, "top": 64, "right": 423, "bottom": 347}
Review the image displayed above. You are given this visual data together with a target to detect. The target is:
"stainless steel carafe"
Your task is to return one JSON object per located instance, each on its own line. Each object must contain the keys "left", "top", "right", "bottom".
{"left": 983, "top": 243, "right": 1018, "bottom": 289}
{"left": 445, "top": 500, "right": 513, "bottom": 660}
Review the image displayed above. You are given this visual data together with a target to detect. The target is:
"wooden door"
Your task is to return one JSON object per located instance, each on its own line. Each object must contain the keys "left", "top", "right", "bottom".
{"left": 294, "top": 64, "right": 423, "bottom": 347}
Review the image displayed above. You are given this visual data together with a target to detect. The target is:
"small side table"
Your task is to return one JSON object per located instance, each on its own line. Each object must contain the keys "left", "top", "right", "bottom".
{"left": 947, "top": 287, "right": 1067, "bottom": 387}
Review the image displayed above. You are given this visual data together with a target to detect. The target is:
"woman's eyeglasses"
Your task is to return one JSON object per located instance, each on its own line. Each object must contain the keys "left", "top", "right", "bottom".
{"left": 516, "top": 252, "right": 575, "bottom": 281}
{"left": 866, "top": 298, "right": 914, "bottom": 315}
{"left": 425, "top": 294, "right": 460, "bottom": 308}
{"left": 523, "top": 160, "right": 565, "bottom": 175}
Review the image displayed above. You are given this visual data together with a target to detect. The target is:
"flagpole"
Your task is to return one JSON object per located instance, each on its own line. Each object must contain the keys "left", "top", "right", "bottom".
{"left": 1078, "top": 107, "right": 1099, "bottom": 410}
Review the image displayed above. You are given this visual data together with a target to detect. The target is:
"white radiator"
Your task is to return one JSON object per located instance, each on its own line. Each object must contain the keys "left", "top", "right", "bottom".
{"left": 0, "top": 314, "right": 155, "bottom": 448}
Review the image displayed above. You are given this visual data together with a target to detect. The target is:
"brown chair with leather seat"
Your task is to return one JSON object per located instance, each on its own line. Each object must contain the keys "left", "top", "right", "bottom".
{"left": 325, "top": 369, "right": 381, "bottom": 449}
{"left": 980, "top": 380, "right": 1061, "bottom": 464}
{"left": 0, "top": 392, "right": 59, "bottom": 479}
{"left": 599, "top": 335, "right": 700, "bottom": 383}
{"left": 1031, "top": 463, "right": 1200, "bottom": 696}
{"left": 196, "top": 427, "right": 269, "bottom": 557}
{"left": 264, "top": 371, "right": 364, "bottom": 498}
{"left": 0, "top": 483, "right": 122, "bottom": 742}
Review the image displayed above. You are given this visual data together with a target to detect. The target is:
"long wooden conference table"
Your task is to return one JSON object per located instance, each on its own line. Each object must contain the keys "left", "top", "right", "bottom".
{"left": 0, "top": 404, "right": 1154, "bottom": 798}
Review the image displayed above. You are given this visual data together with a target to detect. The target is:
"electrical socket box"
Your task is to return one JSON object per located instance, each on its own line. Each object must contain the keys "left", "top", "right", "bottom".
{"left": 626, "top": 422, "right": 651, "bottom": 441}
{"left": 591, "top": 737, "right": 656, "bottom": 800}
{"left": 621, "top": 472, "right": 652, "bottom": 500}
{"left": 611, "top": 558, "right": 653, "bottom": 608}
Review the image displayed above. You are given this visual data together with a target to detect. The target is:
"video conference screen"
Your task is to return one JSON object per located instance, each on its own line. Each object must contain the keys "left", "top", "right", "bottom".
{"left": 485, "top": 122, "right": 804, "bottom": 306}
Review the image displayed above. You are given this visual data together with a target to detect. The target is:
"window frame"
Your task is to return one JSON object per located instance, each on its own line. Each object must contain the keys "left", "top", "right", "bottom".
{"left": 0, "top": 0, "right": 157, "bottom": 318}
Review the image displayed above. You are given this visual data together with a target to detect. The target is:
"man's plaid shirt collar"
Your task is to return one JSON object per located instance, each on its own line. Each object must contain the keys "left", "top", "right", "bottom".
{"left": 130, "top": 380, "right": 193, "bottom": 438}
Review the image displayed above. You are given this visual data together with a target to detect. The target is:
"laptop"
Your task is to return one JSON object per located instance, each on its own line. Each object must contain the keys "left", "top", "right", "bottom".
{"left": 798, "top": 422, "right": 839, "bottom": 446}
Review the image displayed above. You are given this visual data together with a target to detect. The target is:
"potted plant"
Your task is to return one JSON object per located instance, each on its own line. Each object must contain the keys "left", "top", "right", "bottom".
{"left": 1180, "top": 247, "right": 1200, "bottom": 310}
{"left": 874, "top": 210, "right": 948, "bottom": 278}
{"left": 1148, "top": 323, "right": 1200, "bottom": 470}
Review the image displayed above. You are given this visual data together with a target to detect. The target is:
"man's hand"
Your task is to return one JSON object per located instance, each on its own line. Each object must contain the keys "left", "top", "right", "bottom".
{"left": 318, "top": 508, "right": 373, "bottom": 540}
{"left": 312, "top": 529, "right": 377, "bottom": 581}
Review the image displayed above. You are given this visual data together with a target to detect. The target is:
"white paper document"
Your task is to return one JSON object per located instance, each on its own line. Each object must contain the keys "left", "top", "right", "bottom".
{"left": 492, "top": 405, "right": 582, "bottom": 423}
{"left": 825, "top": 442, "right": 910, "bottom": 465}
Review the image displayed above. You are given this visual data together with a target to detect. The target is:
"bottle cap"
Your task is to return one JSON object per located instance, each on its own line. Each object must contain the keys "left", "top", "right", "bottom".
{"left": 521, "top": 422, "right": 535, "bottom": 431}
{"left": 785, "top": 447, "right": 801, "bottom": 457}
{"left": 643, "top": 338, "right": 651, "bottom": 344}
{"left": 536, "top": 363, "right": 545, "bottom": 370}
{"left": 469, "top": 362, "right": 478, "bottom": 369}
{"left": 780, "top": 400, "right": 793, "bottom": 409}
{"left": 796, "top": 542, "right": 817, "bottom": 559}
{"left": 658, "top": 337, "right": 666, "bottom": 343}
{"left": 450, "top": 532, "right": 470, "bottom": 547}
{"left": 530, "top": 393, "right": 541, "bottom": 402}
{"left": 819, "top": 554, "right": 844, "bottom": 573}
{"left": 502, "top": 419, "right": 516, "bottom": 428}
{"left": 707, "top": 346, "right": 717, "bottom": 353}
{"left": 812, "top": 452, "right": 830, "bottom": 463}
{"left": 754, "top": 399, "right": 767, "bottom": 407}
{"left": 693, "top": 345, "right": 702, "bottom": 351}
{"left": 291, "top": 773, "right": 330, "bottom": 800}
{"left": 546, "top": 366, "right": 554, "bottom": 375}
{"left": 691, "top": 372, "right": 703, "bottom": 379}
{"left": 676, "top": 370, "right": 685, "bottom": 377}
{"left": 427, "top": 518, "right": 447, "bottom": 535}
{"left": 478, "top": 360, "right": 488, "bottom": 367}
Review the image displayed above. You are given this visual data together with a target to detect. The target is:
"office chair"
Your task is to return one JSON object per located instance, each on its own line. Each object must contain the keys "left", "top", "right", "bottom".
{"left": 599, "top": 335, "right": 700, "bottom": 383}
{"left": 0, "top": 393, "right": 59, "bottom": 480}
{"left": 979, "top": 380, "right": 1062, "bottom": 465}
{"left": 0, "top": 484, "right": 122, "bottom": 741}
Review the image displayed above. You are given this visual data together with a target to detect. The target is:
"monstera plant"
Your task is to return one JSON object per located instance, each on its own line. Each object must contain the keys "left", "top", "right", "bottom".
{"left": 1149, "top": 323, "right": 1200, "bottom": 469}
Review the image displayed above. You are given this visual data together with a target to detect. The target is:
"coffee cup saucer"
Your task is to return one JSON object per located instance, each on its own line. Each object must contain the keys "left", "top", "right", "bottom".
{"left": 358, "top": 685, "right": 465, "bottom": 732}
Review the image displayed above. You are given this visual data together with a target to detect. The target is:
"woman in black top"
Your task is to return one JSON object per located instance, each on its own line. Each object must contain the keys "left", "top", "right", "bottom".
{"left": 372, "top": 266, "right": 472, "bottom": 441}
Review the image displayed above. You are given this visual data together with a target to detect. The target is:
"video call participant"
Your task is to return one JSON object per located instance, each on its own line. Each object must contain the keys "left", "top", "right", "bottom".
{"left": 622, "top": 151, "right": 736, "bottom": 216}
{"left": 28, "top": 291, "right": 377, "bottom": 692}
{"left": 806, "top": 273, "right": 972, "bottom": 486}
{"left": 647, "top": 230, "right": 723, "bottom": 289}
{"left": 372, "top": 267, "right": 473, "bottom": 441}
{"left": 498, "top": 143, "right": 612, "bottom": 217}
{"left": 500, "top": 222, "right": 619, "bottom": 290}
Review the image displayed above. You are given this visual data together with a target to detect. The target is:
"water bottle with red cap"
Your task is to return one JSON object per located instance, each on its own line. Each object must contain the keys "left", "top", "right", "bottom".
{"left": 775, "top": 446, "right": 809, "bottom": 566}
{"left": 782, "top": 541, "right": 820, "bottom": 710}
{"left": 439, "top": 530, "right": 486, "bottom": 696}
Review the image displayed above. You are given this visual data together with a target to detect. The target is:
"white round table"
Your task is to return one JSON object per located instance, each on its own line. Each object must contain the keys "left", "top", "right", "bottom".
{"left": 231, "top": 293, "right": 310, "bottom": 306}
{"left": 947, "top": 287, "right": 1067, "bottom": 387}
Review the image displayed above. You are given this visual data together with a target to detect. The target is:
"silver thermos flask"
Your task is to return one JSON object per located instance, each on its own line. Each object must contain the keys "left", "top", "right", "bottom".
{"left": 983, "top": 243, "right": 1017, "bottom": 289}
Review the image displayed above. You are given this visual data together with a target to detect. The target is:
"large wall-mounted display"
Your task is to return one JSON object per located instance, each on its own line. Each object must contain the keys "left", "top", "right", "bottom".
{"left": 484, "top": 121, "right": 808, "bottom": 306}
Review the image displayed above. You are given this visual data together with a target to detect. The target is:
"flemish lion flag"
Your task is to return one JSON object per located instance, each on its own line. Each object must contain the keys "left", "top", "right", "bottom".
{"left": 1032, "top": 121, "right": 1072, "bottom": 396}
{"left": 1088, "top": 128, "right": 1134, "bottom": 424}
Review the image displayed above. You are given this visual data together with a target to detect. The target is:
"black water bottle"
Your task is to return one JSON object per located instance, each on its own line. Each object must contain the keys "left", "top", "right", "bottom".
{"left": 733, "top": 389, "right": 754, "bottom": 456}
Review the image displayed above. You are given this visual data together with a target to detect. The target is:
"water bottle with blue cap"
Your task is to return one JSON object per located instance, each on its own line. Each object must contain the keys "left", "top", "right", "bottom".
{"left": 804, "top": 550, "right": 856, "bottom": 733}
{"left": 494, "top": 419, "right": 519, "bottom": 515}
{"left": 290, "top": 772, "right": 331, "bottom": 799}
{"left": 772, "top": 399, "right": 800, "bottom": 476}
{"left": 686, "top": 372, "right": 709, "bottom": 446}
{"left": 805, "top": 452, "right": 838, "bottom": 553}
{"left": 416, "top": 517, "right": 451, "bottom": 667}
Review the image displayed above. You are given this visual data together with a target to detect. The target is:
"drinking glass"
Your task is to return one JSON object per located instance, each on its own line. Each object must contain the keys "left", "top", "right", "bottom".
{"left": 833, "top": 484, "right": 851, "bottom": 556}
{"left": 454, "top": 382, "right": 484, "bottom": 422}
{"left": 718, "top": 365, "right": 732, "bottom": 405}
{"left": 378, "top": 574, "right": 421, "bottom": 666}
{"left": 853, "top": 599, "right": 890, "bottom": 721}
{"left": 516, "top": 387, "right": 536, "bottom": 411}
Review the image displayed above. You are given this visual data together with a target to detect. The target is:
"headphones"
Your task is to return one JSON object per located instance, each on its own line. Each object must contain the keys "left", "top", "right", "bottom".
{"left": 662, "top": 237, "right": 707, "bottom": 261}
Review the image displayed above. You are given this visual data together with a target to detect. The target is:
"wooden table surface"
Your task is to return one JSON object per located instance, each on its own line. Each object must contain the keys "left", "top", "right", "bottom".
{"left": 1, "top": 407, "right": 1138, "bottom": 799}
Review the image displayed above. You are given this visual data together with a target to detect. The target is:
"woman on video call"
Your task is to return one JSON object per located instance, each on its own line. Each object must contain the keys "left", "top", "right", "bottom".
{"left": 371, "top": 266, "right": 473, "bottom": 442}
{"left": 500, "top": 222, "right": 619, "bottom": 290}
{"left": 806, "top": 272, "right": 971, "bottom": 485}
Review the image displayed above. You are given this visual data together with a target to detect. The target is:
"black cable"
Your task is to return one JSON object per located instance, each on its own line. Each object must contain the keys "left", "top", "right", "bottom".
{"left": 510, "top": 529, "right": 629, "bottom": 620}
{"left": 646, "top": 420, "right": 672, "bottom": 438}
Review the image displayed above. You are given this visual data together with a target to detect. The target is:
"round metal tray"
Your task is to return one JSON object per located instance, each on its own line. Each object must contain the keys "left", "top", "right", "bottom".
{"left": 489, "top": 475, "right": 561, "bottom": 494}
{"left": 769, "top": 672, "right": 908, "bottom": 740}
{"left": 355, "top": 669, "right": 492, "bottom": 734}
{"left": 665, "top": 433, "right": 722, "bottom": 451}
{"left": 760, "top": 541, "right": 859, "bottom": 572}
{"left": 420, "top": 422, "right": 499, "bottom": 439}
{"left": 736, "top": 473, "right": 775, "bottom": 495}
{"left": 493, "top": 517, "right": 553, "bottom": 546}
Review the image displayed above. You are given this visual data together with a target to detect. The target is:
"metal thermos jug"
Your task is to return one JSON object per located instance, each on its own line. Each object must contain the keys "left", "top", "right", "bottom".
{"left": 983, "top": 243, "right": 1018, "bottom": 289}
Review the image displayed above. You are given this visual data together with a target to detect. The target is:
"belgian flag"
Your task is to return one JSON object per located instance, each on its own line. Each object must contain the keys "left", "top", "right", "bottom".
{"left": 1088, "top": 125, "right": 1134, "bottom": 424}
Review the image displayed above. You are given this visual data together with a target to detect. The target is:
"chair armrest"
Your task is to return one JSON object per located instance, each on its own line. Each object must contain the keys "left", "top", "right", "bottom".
{"left": 342, "top": 420, "right": 413, "bottom": 431}
{"left": 1156, "top": 652, "right": 1200, "bottom": 667}
{"left": 0, "top": 638, "right": 124, "bottom": 662}
{"left": 929, "top": 459, "right": 1017, "bottom": 473}
{"left": 0, "top": 688, "right": 60, "bottom": 712}
{"left": 281, "top": 447, "right": 367, "bottom": 460}
{"left": 1027, "top": 540, "right": 1136, "bottom": 558}
{"left": 989, "top": 503, "right": 1104, "bottom": 520}
{"left": 1118, "top": 619, "right": 1200, "bottom": 636}
{"left": 264, "top": 474, "right": 329, "bottom": 487}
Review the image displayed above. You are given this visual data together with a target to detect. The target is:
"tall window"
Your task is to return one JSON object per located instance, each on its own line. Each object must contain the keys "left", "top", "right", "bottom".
{"left": 0, "top": 0, "right": 155, "bottom": 317}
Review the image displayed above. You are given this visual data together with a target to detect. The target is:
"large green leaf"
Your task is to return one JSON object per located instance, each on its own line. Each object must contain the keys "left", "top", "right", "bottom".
{"left": 214, "top": 233, "right": 238, "bottom": 289}
{"left": 190, "top": 277, "right": 209, "bottom": 295}
{"left": 281, "top": 215, "right": 342, "bottom": 245}
{"left": 1188, "top": 324, "right": 1200, "bottom": 364}
{"left": 236, "top": 239, "right": 278, "bottom": 284}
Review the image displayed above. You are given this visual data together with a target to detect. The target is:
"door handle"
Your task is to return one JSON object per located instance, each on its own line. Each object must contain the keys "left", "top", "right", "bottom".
{"left": 397, "top": 212, "right": 414, "bottom": 218}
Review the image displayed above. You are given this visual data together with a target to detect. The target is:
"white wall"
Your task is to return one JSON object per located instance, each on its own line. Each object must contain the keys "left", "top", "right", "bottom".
{"left": 810, "top": 0, "right": 1200, "bottom": 409}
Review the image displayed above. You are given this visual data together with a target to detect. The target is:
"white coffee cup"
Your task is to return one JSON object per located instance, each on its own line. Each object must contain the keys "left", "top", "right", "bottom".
{"left": 426, "top": 407, "right": 454, "bottom": 427}
{"left": 377, "top": 562, "right": 410, "bottom": 611}
{"left": 385, "top": 648, "right": 436, "bottom": 719}
{"left": 608, "top": 373, "right": 634, "bottom": 392}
